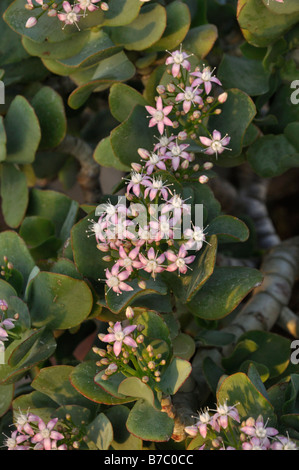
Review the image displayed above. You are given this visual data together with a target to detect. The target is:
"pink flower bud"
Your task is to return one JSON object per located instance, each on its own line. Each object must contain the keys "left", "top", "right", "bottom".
{"left": 25, "top": 16, "right": 37, "bottom": 28}
{"left": 101, "top": 2, "right": 109, "bottom": 10}
{"left": 131, "top": 162, "right": 142, "bottom": 172}
{"left": 218, "top": 92, "right": 228, "bottom": 104}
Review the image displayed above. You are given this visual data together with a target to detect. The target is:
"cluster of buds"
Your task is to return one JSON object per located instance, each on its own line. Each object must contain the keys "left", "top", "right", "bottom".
{"left": 147, "top": 45, "right": 231, "bottom": 159}
{"left": 3, "top": 410, "right": 88, "bottom": 450}
{"left": 0, "top": 255, "right": 14, "bottom": 282}
{"left": 25, "top": 0, "right": 109, "bottom": 30}
{"left": 93, "top": 307, "right": 167, "bottom": 386}
{"left": 185, "top": 404, "right": 298, "bottom": 450}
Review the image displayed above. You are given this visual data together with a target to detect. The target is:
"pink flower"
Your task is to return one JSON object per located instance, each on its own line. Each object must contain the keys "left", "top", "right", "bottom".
{"left": 4, "top": 430, "right": 31, "bottom": 450}
{"left": 115, "top": 245, "right": 142, "bottom": 273}
{"left": 31, "top": 418, "right": 64, "bottom": 451}
{"left": 211, "top": 401, "right": 240, "bottom": 430}
{"left": 0, "top": 300, "right": 8, "bottom": 311}
{"left": 145, "top": 97, "right": 173, "bottom": 135}
{"left": 183, "top": 226, "right": 206, "bottom": 251}
{"left": 101, "top": 321, "right": 137, "bottom": 356}
{"left": 138, "top": 247, "right": 165, "bottom": 279}
{"left": 149, "top": 215, "right": 174, "bottom": 241}
{"left": 199, "top": 130, "right": 231, "bottom": 158}
{"left": 104, "top": 264, "right": 134, "bottom": 295}
{"left": 143, "top": 176, "right": 172, "bottom": 201}
{"left": 240, "top": 415, "right": 278, "bottom": 443}
{"left": 153, "top": 134, "right": 176, "bottom": 155}
{"left": 165, "top": 245, "right": 195, "bottom": 275}
{"left": 191, "top": 66, "right": 222, "bottom": 95}
{"left": 175, "top": 86, "right": 203, "bottom": 114}
{"left": 77, "top": 0, "right": 101, "bottom": 16}
{"left": 164, "top": 141, "right": 191, "bottom": 171}
{"left": 57, "top": 1, "right": 82, "bottom": 30}
{"left": 137, "top": 148, "right": 167, "bottom": 175}
{"left": 242, "top": 437, "right": 270, "bottom": 451}
{"left": 270, "top": 435, "right": 298, "bottom": 450}
{"left": 165, "top": 47, "right": 192, "bottom": 78}
{"left": 125, "top": 171, "right": 149, "bottom": 197}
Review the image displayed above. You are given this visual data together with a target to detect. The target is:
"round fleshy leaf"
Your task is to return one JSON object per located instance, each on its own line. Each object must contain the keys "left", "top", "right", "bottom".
{"left": 4, "top": 95, "right": 41, "bottom": 164}
{"left": 183, "top": 24, "right": 218, "bottom": 59}
{"left": 0, "top": 163, "right": 28, "bottom": 228}
{"left": 126, "top": 400, "right": 174, "bottom": 442}
{"left": 27, "top": 271, "right": 93, "bottom": 329}
{"left": 187, "top": 266, "right": 264, "bottom": 320}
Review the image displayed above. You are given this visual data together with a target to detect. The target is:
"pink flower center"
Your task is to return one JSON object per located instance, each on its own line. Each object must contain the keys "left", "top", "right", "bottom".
{"left": 154, "top": 110, "right": 164, "bottom": 122}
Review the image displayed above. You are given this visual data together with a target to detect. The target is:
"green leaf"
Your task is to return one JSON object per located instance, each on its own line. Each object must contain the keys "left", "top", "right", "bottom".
{"left": 118, "top": 377, "right": 157, "bottom": 407}
{"left": 71, "top": 211, "right": 108, "bottom": 281}
{"left": 0, "top": 163, "right": 28, "bottom": 228}
{"left": 105, "top": 405, "right": 142, "bottom": 450}
{"left": 172, "top": 333, "right": 196, "bottom": 361}
{"left": 168, "top": 234, "right": 217, "bottom": 304}
{"left": 31, "top": 86, "right": 66, "bottom": 149}
{"left": 13, "top": 391, "right": 58, "bottom": 424}
{"left": 0, "top": 384, "right": 14, "bottom": 417}
{"left": 183, "top": 24, "right": 218, "bottom": 59}
{"left": 19, "top": 216, "right": 55, "bottom": 248}
{"left": 218, "top": 55, "right": 270, "bottom": 96}
{"left": 207, "top": 88, "right": 256, "bottom": 160}
{"left": 54, "top": 30, "right": 122, "bottom": 70}
{"left": 159, "top": 358, "right": 192, "bottom": 395}
{"left": 103, "top": 0, "right": 142, "bottom": 27}
{"left": 147, "top": 1, "right": 191, "bottom": 52}
{"left": 66, "top": 52, "right": 135, "bottom": 109}
{"left": 27, "top": 188, "right": 76, "bottom": 236}
{"left": 105, "top": 277, "right": 168, "bottom": 315}
{"left": 0, "top": 329, "right": 56, "bottom": 385}
{"left": 0, "top": 231, "right": 35, "bottom": 290}
{"left": 247, "top": 134, "right": 299, "bottom": 178}
{"left": 95, "top": 370, "right": 133, "bottom": 402}
{"left": 0, "top": 117, "right": 6, "bottom": 162}
{"left": 70, "top": 361, "right": 132, "bottom": 405}
{"left": 93, "top": 136, "right": 131, "bottom": 171}
{"left": 126, "top": 400, "right": 174, "bottom": 442}
{"left": 28, "top": 272, "right": 93, "bottom": 329}
{"left": 262, "top": 0, "right": 299, "bottom": 15}
{"left": 86, "top": 413, "right": 114, "bottom": 450}
{"left": 237, "top": 0, "right": 299, "bottom": 47}
{"left": 109, "top": 83, "right": 148, "bottom": 123}
{"left": 217, "top": 372, "right": 276, "bottom": 424}
{"left": 4, "top": 95, "right": 41, "bottom": 164}
{"left": 108, "top": 3, "right": 167, "bottom": 51}
{"left": 21, "top": 31, "right": 90, "bottom": 61}
{"left": 207, "top": 215, "right": 250, "bottom": 242}
{"left": 187, "top": 266, "right": 263, "bottom": 320}
{"left": 32, "top": 366, "right": 92, "bottom": 408}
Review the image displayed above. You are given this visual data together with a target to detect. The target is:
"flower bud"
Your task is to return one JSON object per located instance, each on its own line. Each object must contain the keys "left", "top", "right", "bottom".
{"left": 138, "top": 280, "right": 147, "bottom": 289}
{"left": 203, "top": 161, "right": 213, "bottom": 170}
{"left": 101, "top": 2, "right": 109, "bottom": 11}
{"left": 156, "top": 85, "right": 166, "bottom": 95}
{"left": 193, "top": 164, "right": 200, "bottom": 172}
{"left": 131, "top": 162, "right": 142, "bottom": 172}
{"left": 199, "top": 175, "right": 209, "bottom": 184}
{"left": 125, "top": 306, "right": 134, "bottom": 319}
{"left": 218, "top": 92, "right": 228, "bottom": 104}
{"left": 25, "top": 17, "right": 37, "bottom": 28}
{"left": 166, "top": 83, "right": 176, "bottom": 93}
{"left": 141, "top": 376, "right": 149, "bottom": 383}
{"left": 48, "top": 9, "right": 57, "bottom": 17}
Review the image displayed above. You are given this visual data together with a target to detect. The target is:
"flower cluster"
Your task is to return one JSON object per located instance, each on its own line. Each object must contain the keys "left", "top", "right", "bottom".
{"left": 25, "top": 0, "right": 109, "bottom": 30}
{"left": 185, "top": 404, "right": 298, "bottom": 450}
{"left": 147, "top": 45, "right": 231, "bottom": 159}
{"left": 4, "top": 412, "right": 67, "bottom": 450}
{"left": 3, "top": 410, "right": 88, "bottom": 450}
{"left": 87, "top": 48, "right": 229, "bottom": 295}
{"left": 93, "top": 307, "right": 167, "bottom": 386}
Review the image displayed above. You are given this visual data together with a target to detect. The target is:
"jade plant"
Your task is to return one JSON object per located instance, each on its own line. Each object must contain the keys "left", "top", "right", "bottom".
{"left": 0, "top": 0, "right": 299, "bottom": 451}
